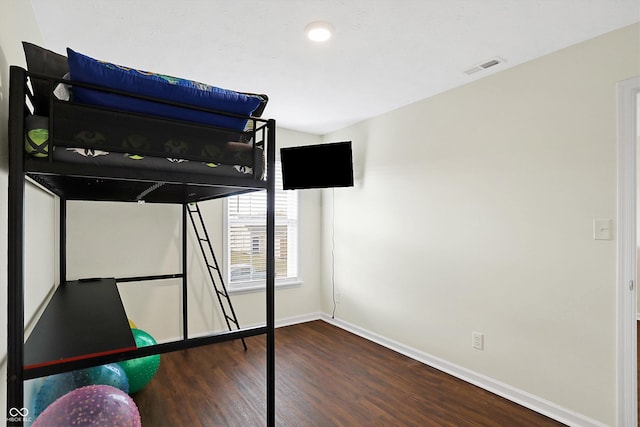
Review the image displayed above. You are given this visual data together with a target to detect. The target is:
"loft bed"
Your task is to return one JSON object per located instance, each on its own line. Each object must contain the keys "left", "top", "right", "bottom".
{"left": 6, "top": 47, "right": 277, "bottom": 427}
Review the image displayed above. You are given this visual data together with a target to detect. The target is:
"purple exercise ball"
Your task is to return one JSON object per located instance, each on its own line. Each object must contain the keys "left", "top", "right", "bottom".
{"left": 32, "top": 384, "right": 141, "bottom": 427}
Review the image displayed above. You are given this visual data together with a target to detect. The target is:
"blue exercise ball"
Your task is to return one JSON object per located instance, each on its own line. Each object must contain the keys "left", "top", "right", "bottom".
{"left": 31, "top": 363, "right": 129, "bottom": 418}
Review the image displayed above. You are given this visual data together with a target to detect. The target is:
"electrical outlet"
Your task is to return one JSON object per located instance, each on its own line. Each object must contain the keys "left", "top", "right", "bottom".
{"left": 472, "top": 332, "right": 484, "bottom": 350}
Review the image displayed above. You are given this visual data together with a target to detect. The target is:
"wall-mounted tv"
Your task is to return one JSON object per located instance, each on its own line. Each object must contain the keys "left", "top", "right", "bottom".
{"left": 280, "top": 141, "right": 354, "bottom": 190}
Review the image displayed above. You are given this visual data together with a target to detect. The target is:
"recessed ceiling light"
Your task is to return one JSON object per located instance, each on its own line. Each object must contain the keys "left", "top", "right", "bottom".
{"left": 305, "top": 21, "right": 334, "bottom": 42}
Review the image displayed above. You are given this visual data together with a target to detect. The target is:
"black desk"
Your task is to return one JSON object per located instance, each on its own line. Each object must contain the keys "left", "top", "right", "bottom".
{"left": 24, "top": 278, "right": 136, "bottom": 369}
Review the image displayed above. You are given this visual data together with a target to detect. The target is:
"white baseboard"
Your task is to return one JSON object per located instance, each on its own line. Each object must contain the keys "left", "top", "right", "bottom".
{"left": 275, "top": 312, "right": 322, "bottom": 328}
{"left": 320, "top": 313, "right": 608, "bottom": 427}
{"left": 157, "top": 312, "right": 323, "bottom": 344}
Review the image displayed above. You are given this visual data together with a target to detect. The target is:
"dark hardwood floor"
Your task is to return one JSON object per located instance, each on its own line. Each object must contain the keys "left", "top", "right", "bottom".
{"left": 134, "top": 320, "right": 565, "bottom": 426}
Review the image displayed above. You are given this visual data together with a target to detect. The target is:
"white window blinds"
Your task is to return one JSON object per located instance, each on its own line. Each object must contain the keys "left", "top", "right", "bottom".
{"left": 226, "top": 160, "right": 298, "bottom": 288}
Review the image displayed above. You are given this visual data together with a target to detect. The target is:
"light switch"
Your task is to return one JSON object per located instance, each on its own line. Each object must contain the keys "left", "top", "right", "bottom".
{"left": 593, "top": 219, "right": 612, "bottom": 240}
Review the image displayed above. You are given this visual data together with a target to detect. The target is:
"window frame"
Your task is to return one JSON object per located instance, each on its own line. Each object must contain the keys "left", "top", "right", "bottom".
{"left": 223, "top": 158, "right": 302, "bottom": 293}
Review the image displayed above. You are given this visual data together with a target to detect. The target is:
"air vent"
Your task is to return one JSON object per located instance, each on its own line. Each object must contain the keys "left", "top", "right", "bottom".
{"left": 464, "top": 57, "right": 505, "bottom": 75}
{"left": 480, "top": 59, "right": 501, "bottom": 69}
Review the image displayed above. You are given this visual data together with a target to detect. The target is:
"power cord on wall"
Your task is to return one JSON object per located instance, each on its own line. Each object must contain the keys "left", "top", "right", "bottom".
{"left": 331, "top": 188, "right": 337, "bottom": 319}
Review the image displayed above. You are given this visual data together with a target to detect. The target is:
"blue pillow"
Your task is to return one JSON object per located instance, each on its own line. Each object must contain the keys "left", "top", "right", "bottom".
{"left": 66, "top": 48, "right": 263, "bottom": 131}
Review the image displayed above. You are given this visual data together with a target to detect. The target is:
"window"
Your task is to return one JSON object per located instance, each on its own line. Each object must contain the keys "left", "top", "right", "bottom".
{"left": 225, "top": 159, "right": 299, "bottom": 290}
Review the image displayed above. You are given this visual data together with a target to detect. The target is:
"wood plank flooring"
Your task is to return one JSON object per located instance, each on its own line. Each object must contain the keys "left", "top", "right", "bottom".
{"left": 133, "top": 320, "right": 565, "bottom": 426}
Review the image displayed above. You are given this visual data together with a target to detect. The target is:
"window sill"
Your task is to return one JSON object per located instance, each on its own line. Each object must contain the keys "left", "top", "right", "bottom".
{"left": 228, "top": 278, "right": 303, "bottom": 295}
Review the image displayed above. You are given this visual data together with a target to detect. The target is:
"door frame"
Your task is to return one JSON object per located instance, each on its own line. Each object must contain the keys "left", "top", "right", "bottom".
{"left": 617, "top": 76, "right": 639, "bottom": 426}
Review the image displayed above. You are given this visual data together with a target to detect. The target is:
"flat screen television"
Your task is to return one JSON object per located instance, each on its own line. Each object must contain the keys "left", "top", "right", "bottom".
{"left": 280, "top": 141, "right": 354, "bottom": 190}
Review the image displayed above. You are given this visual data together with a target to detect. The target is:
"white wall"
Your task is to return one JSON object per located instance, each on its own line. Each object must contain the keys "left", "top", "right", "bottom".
{"left": 322, "top": 24, "right": 640, "bottom": 426}
{"left": 67, "top": 127, "right": 322, "bottom": 342}
{"left": 0, "top": 0, "right": 54, "bottom": 421}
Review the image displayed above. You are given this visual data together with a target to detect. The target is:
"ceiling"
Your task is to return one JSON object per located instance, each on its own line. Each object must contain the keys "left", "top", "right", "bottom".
{"left": 30, "top": 0, "right": 640, "bottom": 135}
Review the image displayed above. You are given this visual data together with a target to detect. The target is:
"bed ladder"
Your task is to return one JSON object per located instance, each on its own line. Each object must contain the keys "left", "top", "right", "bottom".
{"left": 186, "top": 202, "right": 247, "bottom": 351}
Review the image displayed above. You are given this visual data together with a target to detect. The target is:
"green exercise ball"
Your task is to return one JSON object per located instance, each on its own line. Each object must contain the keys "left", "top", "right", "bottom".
{"left": 118, "top": 328, "right": 160, "bottom": 394}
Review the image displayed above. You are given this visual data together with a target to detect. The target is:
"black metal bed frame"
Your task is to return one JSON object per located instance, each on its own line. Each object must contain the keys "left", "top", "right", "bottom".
{"left": 6, "top": 66, "right": 276, "bottom": 426}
